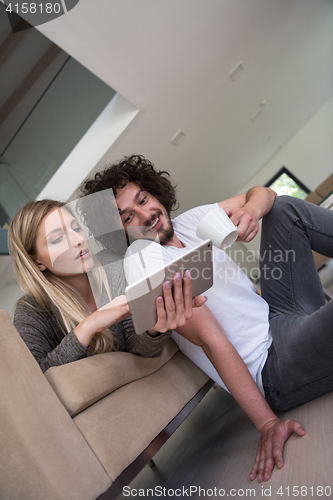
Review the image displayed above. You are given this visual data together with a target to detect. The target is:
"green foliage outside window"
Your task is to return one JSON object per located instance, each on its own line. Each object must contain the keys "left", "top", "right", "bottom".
{"left": 269, "top": 172, "right": 308, "bottom": 199}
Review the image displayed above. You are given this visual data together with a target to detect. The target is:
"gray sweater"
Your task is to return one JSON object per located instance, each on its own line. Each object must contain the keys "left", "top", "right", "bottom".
{"left": 14, "top": 256, "right": 171, "bottom": 372}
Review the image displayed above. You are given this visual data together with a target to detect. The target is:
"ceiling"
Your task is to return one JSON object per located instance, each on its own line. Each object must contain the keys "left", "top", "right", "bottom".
{"left": 2, "top": 0, "right": 333, "bottom": 214}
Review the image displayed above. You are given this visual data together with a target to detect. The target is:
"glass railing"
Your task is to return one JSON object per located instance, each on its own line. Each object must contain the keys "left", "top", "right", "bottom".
{"left": 0, "top": 55, "right": 116, "bottom": 228}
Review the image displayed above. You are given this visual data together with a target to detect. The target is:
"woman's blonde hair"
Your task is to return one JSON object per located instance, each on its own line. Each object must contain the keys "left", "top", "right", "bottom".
{"left": 8, "top": 199, "right": 118, "bottom": 355}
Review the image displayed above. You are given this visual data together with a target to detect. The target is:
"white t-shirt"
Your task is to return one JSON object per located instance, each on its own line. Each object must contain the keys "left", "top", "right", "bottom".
{"left": 124, "top": 203, "right": 271, "bottom": 394}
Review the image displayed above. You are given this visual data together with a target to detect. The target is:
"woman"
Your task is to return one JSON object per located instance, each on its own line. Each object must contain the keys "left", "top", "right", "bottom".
{"left": 9, "top": 199, "right": 201, "bottom": 373}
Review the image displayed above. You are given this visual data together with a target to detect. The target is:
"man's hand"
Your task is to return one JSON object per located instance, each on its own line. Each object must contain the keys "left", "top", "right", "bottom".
{"left": 223, "top": 206, "right": 259, "bottom": 243}
{"left": 250, "top": 418, "right": 306, "bottom": 482}
{"left": 219, "top": 186, "right": 277, "bottom": 243}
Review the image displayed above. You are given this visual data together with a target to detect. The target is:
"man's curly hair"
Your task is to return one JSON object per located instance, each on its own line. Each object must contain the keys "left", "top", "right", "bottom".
{"left": 80, "top": 155, "right": 178, "bottom": 213}
{"left": 77, "top": 155, "right": 178, "bottom": 253}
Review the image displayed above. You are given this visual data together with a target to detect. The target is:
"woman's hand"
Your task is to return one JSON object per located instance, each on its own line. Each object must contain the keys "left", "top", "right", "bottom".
{"left": 74, "top": 295, "right": 130, "bottom": 347}
{"left": 250, "top": 418, "right": 306, "bottom": 482}
{"left": 95, "top": 295, "right": 131, "bottom": 330}
{"left": 148, "top": 270, "right": 206, "bottom": 336}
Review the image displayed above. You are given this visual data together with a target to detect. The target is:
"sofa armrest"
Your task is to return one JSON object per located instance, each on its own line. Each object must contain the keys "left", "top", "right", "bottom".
{"left": 45, "top": 338, "right": 179, "bottom": 417}
{"left": 0, "top": 310, "right": 111, "bottom": 500}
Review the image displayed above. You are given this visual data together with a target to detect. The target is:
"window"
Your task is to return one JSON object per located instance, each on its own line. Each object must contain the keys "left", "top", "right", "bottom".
{"left": 265, "top": 167, "right": 310, "bottom": 199}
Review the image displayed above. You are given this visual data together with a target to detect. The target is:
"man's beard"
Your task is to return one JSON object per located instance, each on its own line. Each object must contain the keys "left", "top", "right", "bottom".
{"left": 143, "top": 211, "right": 174, "bottom": 245}
{"left": 157, "top": 217, "right": 174, "bottom": 245}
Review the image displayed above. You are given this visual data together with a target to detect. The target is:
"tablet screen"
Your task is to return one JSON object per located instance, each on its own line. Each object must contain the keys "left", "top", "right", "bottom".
{"left": 125, "top": 240, "right": 213, "bottom": 334}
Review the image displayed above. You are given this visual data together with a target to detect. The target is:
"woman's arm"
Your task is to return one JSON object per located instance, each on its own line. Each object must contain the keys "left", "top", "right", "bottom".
{"left": 14, "top": 294, "right": 130, "bottom": 372}
{"left": 73, "top": 295, "right": 130, "bottom": 348}
{"left": 14, "top": 297, "right": 89, "bottom": 372}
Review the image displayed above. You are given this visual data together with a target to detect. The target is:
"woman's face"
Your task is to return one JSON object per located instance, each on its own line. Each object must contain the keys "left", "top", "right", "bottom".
{"left": 33, "top": 207, "right": 95, "bottom": 277}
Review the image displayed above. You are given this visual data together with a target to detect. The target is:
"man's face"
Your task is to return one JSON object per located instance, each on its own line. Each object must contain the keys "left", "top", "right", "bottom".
{"left": 115, "top": 183, "right": 174, "bottom": 245}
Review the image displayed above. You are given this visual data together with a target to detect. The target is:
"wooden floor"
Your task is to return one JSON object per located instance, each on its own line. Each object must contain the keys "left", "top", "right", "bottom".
{"left": 118, "top": 386, "right": 333, "bottom": 499}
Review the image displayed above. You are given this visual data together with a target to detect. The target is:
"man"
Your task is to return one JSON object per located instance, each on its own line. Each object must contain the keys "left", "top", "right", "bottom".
{"left": 80, "top": 155, "right": 332, "bottom": 482}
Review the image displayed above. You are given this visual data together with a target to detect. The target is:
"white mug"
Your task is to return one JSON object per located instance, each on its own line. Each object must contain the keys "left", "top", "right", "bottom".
{"left": 196, "top": 207, "right": 238, "bottom": 249}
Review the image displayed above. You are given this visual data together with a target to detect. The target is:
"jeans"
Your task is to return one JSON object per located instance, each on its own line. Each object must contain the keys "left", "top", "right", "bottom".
{"left": 260, "top": 195, "right": 333, "bottom": 411}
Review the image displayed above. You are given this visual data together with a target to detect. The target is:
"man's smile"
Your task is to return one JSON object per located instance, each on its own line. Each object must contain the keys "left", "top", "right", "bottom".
{"left": 144, "top": 213, "right": 163, "bottom": 233}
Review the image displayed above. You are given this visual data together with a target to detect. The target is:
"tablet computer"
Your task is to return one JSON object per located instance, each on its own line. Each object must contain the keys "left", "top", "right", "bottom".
{"left": 125, "top": 239, "right": 213, "bottom": 335}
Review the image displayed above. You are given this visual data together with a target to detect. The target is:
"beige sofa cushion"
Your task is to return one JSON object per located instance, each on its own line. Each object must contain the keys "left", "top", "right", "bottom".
{"left": 74, "top": 350, "right": 210, "bottom": 481}
{"left": 45, "top": 338, "right": 178, "bottom": 417}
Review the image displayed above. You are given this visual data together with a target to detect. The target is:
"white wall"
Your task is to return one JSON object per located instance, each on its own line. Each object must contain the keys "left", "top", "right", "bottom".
{"left": 229, "top": 96, "right": 333, "bottom": 277}
{"left": 238, "top": 96, "right": 333, "bottom": 194}
{"left": 31, "top": 0, "right": 333, "bottom": 214}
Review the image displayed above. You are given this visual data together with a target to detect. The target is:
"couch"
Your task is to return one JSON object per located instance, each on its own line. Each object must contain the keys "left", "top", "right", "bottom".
{"left": 0, "top": 309, "right": 213, "bottom": 500}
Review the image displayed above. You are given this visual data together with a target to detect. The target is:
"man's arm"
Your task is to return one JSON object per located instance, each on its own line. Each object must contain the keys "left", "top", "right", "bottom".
{"left": 219, "top": 186, "right": 277, "bottom": 243}
{"left": 176, "top": 305, "right": 305, "bottom": 483}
